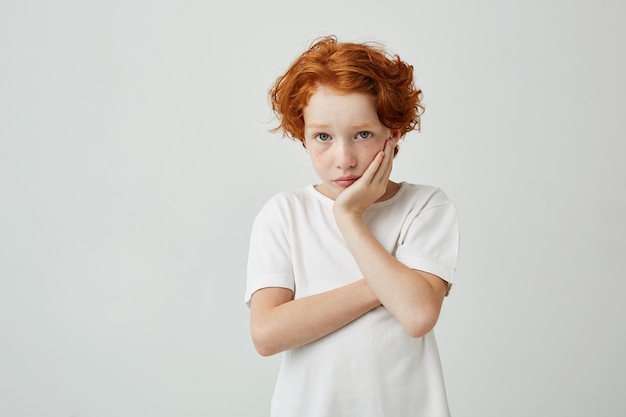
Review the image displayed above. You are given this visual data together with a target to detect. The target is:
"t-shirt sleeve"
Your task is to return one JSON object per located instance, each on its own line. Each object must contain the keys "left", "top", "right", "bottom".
{"left": 395, "top": 200, "right": 460, "bottom": 286}
{"left": 244, "top": 197, "right": 295, "bottom": 307}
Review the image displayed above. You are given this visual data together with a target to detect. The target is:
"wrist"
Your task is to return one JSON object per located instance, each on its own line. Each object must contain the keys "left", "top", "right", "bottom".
{"left": 333, "top": 204, "right": 364, "bottom": 225}
{"left": 334, "top": 212, "right": 365, "bottom": 236}
{"left": 355, "top": 279, "right": 381, "bottom": 309}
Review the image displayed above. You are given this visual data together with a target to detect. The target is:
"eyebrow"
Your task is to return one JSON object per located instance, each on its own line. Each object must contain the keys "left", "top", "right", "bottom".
{"left": 305, "top": 123, "right": 377, "bottom": 130}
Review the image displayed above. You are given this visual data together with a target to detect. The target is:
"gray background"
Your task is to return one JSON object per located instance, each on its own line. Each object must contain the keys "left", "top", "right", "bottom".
{"left": 1, "top": 1, "right": 624, "bottom": 416}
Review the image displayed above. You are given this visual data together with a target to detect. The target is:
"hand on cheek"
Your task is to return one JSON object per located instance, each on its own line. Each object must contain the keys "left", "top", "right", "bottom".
{"left": 333, "top": 139, "right": 395, "bottom": 218}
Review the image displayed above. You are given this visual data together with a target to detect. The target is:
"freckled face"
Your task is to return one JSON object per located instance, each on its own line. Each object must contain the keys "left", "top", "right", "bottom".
{"left": 303, "top": 86, "right": 398, "bottom": 200}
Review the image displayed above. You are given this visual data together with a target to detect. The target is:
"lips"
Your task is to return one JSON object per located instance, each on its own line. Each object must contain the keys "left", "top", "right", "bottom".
{"left": 334, "top": 176, "right": 359, "bottom": 187}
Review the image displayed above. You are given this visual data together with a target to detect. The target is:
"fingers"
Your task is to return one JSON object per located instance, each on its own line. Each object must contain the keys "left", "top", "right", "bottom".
{"left": 333, "top": 139, "right": 394, "bottom": 215}
{"left": 371, "top": 139, "right": 394, "bottom": 184}
{"left": 356, "top": 141, "right": 392, "bottom": 191}
{"left": 360, "top": 149, "right": 385, "bottom": 184}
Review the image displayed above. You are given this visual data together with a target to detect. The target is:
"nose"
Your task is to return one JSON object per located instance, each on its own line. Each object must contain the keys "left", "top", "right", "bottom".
{"left": 335, "top": 141, "right": 357, "bottom": 169}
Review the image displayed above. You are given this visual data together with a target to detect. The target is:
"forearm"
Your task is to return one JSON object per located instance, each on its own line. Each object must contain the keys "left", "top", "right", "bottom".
{"left": 250, "top": 279, "right": 380, "bottom": 356}
{"left": 334, "top": 212, "right": 446, "bottom": 337}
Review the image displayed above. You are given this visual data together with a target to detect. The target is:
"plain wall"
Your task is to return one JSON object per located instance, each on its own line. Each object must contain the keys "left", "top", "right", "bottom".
{"left": 1, "top": 1, "right": 624, "bottom": 416}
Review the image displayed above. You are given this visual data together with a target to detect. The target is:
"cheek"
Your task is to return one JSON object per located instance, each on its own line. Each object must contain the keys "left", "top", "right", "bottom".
{"left": 360, "top": 141, "right": 385, "bottom": 161}
{"left": 307, "top": 150, "right": 327, "bottom": 170}
{"left": 306, "top": 142, "right": 330, "bottom": 160}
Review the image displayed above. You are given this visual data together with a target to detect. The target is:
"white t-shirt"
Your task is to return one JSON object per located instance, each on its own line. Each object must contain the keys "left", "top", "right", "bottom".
{"left": 246, "top": 182, "right": 460, "bottom": 417}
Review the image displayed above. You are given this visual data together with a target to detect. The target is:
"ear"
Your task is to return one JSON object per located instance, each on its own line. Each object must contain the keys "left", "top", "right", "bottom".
{"left": 389, "top": 129, "right": 402, "bottom": 145}
{"left": 390, "top": 130, "right": 402, "bottom": 158}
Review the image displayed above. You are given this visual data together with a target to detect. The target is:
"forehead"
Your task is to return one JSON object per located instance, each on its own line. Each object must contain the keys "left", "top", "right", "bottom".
{"left": 303, "top": 86, "right": 379, "bottom": 127}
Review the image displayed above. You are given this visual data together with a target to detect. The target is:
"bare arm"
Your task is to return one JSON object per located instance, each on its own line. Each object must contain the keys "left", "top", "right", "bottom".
{"left": 333, "top": 139, "right": 449, "bottom": 337}
{"left": 249, "top": 279, "right": 380, "bottom": 356}
{"left": 334, "top": 214, "right": 448, "bottom": 337}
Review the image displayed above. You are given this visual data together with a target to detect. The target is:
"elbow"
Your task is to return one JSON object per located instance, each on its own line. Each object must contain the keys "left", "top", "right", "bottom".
{"left": 251, "top": 324, "right": 282, "bottom": 357}
{"left": 253, "top": 341, "right": 279, "bottom": 357}
{"left": 403, "top": 322, "right": 435, "bottom": 339}
{"left": 254, "top": 344, "right": 278, "bottom": 357}
{"left": 400, "top": 308, "right": 440, "bottom": 339}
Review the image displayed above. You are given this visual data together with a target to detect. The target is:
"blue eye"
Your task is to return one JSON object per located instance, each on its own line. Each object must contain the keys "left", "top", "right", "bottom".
{"left": 316, "top": 133, "right": 331, "bottom": 142}
{"left": 357, "top": 131, "right": 372, "bottom": 139}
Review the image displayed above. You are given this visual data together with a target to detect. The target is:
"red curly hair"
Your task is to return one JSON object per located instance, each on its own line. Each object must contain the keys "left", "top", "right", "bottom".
{"left": 269, "top": 35, "right": 423, "bottom": 143}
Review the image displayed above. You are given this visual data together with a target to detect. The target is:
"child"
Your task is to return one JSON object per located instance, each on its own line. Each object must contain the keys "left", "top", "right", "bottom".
{"left": 245, "top": 35, "right": 460, "bottom": 417}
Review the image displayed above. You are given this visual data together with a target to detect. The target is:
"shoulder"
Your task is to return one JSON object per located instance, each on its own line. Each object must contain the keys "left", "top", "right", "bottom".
{"left": 258, "top": 186, "right": 318, "bottom": 212}
{"left": 254, "top": 185, "right": 327, "bottom": 222}
{"left": 394, "top": 182, "right": 455, "bottom": 211}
